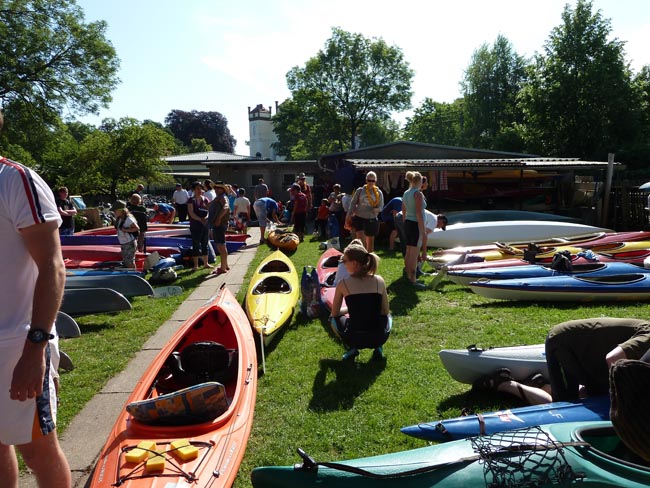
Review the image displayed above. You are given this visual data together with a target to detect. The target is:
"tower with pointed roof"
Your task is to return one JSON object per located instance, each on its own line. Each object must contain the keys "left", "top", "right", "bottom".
{"left": 248, "top": 103, "right": 282, "bottom": 160}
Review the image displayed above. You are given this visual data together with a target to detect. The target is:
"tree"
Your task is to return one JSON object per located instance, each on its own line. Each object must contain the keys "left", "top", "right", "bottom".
{"left": 189, "top": 138, "right": 213, "bottom": 153}
{"left": 0, "top": 0, "right": 120, "bottom": 119}
{"left": 461, "top": 35, "right": 527, "bottom": 150}
{"left": 519, "top": 0, "right": 637, "bottom": 160}
{"left": 359, "top": 118, "right": 401, "bottom": 147}
{"left": 279, "top": 27, "right": 413, "bottom": 155}
{"left": 77, "top": 118, "right": 176, "bottom": 199}
{"left": 403, "top": 98, "right": 465, "bottom": 146}
{"left": 165, "top": 110, "right": 236, "bottom": 153}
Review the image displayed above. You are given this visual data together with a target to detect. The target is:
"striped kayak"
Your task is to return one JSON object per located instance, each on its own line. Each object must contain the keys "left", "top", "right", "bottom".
{"left": 65, "top": 274, "right": 154, "bottom": 298}
{"left": 448, "top": 261, "right": 650, "bottom": 286}
{"left": 89, "top": 285, "right": 257, "bottom": 488}
{"left": 245, "top": 250, "right": 299, "bottom": 346}
{"left": 401, "top": 396, "right": 610, "bottom": 442}
{"left": 251, "top": 422, "right": 650, "bottom": 487}
{"left": 439, "top": 344, "right": 547, "bottom": 384}
{"left": 469, "top": 273, "right": 650, "bottom": 302}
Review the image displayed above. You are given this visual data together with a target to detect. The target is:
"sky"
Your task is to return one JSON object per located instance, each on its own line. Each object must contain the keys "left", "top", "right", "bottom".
{"left": 75, "top": 0, "right": 650, "bottom": 155}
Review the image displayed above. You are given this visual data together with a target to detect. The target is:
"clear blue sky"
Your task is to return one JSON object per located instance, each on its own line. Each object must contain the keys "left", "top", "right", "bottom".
{"left": 75, "top": 0, "right": 650, "bottom": 155}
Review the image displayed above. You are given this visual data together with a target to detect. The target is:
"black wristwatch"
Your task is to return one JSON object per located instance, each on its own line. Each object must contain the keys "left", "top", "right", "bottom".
{"left": 27, "top": 328, "right": 55, "bottom": 344}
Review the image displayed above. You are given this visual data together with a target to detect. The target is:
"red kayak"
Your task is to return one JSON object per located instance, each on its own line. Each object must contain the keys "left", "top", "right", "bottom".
{"left": 89, "top": 285, "right": 257, "bottom": 488}
{"left": 316, "top": 248, "right": 342, "bottom": 312}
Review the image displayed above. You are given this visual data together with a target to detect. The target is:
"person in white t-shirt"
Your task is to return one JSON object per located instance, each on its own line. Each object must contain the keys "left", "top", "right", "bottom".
{"left": 0, "top": 109, "right": 71, "bottom": 487}
{"left": 172, "top": 182, "right": 190, "bottom": 221}
{"left": 203, "top": 179, "right": 216, "bottom": 202}
{"left": 233, "top": 188, "right": 251, "bottom": 233}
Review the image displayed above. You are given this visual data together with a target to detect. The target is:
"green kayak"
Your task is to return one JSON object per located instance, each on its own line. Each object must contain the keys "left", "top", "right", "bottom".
{"left": 251, "top": 421, "right": 650, "bottom": 487}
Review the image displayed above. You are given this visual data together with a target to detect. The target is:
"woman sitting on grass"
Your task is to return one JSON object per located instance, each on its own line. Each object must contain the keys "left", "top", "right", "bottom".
{"left": 330, "top": 239, "right": 391, "bottom": 361}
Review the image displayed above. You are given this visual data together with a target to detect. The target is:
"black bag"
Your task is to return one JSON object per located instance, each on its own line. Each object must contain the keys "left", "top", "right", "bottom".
{"left": 550, "top": 250, "right": 572, "bottom": 272}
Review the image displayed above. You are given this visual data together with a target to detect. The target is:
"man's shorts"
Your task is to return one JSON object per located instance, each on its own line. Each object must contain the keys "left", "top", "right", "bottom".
{"left": 0, "top": 339, "right": 58, "bottom": 445}
{"left": 213, "top": 225, "right": 227, "bottom": 245}
{"left": 293, "top": 212, "right": 306, "bottom": 234}
{"left": 253, "top": 200, "right": 268, "bottom": 223}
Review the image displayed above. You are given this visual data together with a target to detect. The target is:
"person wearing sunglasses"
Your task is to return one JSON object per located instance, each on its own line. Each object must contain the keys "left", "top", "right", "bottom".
{"left": 330, "top": 239, "right": 391, "bottom": 361}
{"left": 345, "top": 171, "right": 384, "bottom": 252}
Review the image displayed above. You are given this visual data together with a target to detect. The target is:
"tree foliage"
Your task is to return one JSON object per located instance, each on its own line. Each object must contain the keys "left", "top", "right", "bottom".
{"left": 276, "top": 27, "right": 414, "bottom": 157}
{"left": 76, "top": 118, "right": 176, "bottom": 199}
{"left": 461, "top": 34, "right": 527, "bottom": 151}
{"left": 403, "top": 98, "right": 465, "bottom": 146}
{"left": 519, "top": 0, "right": 637, "bottom": 160}
{"left": 0, "top": 0, "right": 120, "bottom": 120}
{"left": 165, "top": 109, "right": 236, "bottom": 153}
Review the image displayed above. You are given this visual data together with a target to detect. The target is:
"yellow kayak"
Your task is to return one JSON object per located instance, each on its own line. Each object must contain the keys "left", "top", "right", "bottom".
{"left": 245, "top": 250, "right": 299, "bottom": 346}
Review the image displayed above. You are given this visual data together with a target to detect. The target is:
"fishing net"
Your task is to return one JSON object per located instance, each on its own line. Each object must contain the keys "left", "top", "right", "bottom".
{"left": 470, "top": 426, "right": 584, "bottom": 488}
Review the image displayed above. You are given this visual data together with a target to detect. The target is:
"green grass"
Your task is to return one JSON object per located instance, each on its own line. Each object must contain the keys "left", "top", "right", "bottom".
{"left": 51, "top": 237, "right": 650, "bottom": 487}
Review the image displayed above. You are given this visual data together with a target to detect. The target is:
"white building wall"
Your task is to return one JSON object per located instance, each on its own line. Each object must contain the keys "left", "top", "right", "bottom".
{"left": 248, "top": 103, "right": 284, "bottom": 161}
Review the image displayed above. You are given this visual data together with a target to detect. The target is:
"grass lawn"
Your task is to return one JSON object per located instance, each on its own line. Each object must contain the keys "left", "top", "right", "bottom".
{"left": 53, "top": 236, "right": 650, "bottom": 487}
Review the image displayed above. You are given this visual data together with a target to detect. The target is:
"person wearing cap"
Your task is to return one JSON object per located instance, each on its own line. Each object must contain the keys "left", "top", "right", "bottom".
{"left": 402, "top": 171, "right": 426, "bottom": 288}
{"left": 289, "top": 183, "right": 308, "bottom": 242}
{"left": 381, "top": 197, "right": 403, "bottom": 252}
{"left": 346, "top": 171, "right": 384, "bottom": 254}
{"left": 151, "top": 202, "right": 175, "bottom": 224}
{"left": 127, "top": 193, "right": 148, "bottom": 252}
{"left": 208, "top": 181, "right": 230, "bottom": 274}
{"left": 296, "top": 173, "right": 312, "bottom": 211}
{"left": 172, "top": 182, "right": 189, "bottom": 222}
{"left": 112, "top": 200, "right": 140, "bottom": 268}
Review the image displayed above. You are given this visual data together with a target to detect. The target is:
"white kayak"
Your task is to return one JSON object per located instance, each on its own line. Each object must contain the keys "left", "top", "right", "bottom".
{"left": 439, "top": 344, "right": 547, "bottom": 384}
{"left": 428, "top": 220, "right": 612, "bottom": 249}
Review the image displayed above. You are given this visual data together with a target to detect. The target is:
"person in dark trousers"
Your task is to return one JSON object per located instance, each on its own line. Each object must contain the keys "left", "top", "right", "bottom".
{"left": 54, "top": 186, "right": 77, "bottom": 235}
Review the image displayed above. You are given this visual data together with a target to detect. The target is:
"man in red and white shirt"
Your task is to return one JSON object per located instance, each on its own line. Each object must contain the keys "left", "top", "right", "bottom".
{"left": 289, "top": 183, "right": 308, "bottom": 242}
{"left": 0, "top": 111, "right": 71, "bottom": 487}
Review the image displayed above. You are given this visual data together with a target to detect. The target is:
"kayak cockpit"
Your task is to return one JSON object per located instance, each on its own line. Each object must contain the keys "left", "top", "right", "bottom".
{"left": 575, "top": 425, "right": 650, "bottom": 472}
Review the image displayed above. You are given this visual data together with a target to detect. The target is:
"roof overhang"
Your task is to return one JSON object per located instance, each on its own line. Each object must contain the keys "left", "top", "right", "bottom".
{"left": 344, "top": 158, "right": 620, "bottom": 171}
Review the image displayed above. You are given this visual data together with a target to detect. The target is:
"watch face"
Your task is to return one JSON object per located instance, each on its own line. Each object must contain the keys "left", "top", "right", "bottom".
{"left": 28, "top": 328, "right": 53, "bottom": 343}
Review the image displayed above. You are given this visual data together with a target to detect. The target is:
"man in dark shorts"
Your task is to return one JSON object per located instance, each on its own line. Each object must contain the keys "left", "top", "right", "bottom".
{"left": 289, "top": 184, "right": 307, "bottom": 242}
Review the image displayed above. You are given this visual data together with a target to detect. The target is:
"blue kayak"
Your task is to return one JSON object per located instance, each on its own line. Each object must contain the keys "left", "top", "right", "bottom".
{"left": 470, "top": 273, "right": 650, "bottom": 302}
{"left": 449, "top": 261, "right": 650, "bottom": 286}
{"left": 401, "top": 396, "right": 610, "bottom": 442}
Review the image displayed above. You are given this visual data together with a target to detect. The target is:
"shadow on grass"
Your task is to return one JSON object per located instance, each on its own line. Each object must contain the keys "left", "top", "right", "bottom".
{"left": 308, "top": 357, "right": 387, "bottom": 412}
{"left": 387, "top": 278, "right": 422, "bottom": 317}
{"left": 471, "top": 300, "right": 610, "bottom": 310}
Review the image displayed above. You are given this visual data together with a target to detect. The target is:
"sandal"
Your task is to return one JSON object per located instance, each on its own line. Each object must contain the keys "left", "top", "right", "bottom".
{"left": 472, "top": 368, "right": 513, "bottom": 393}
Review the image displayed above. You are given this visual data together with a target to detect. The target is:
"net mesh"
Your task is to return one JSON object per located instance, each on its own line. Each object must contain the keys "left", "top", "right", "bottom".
{"left": 470, "top": 426, "right": 582, "bottom": 488}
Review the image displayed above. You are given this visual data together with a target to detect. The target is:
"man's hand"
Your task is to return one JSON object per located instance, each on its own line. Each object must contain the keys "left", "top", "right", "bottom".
{"left": 10, "top": 343, "right": 47, "bottom": 401}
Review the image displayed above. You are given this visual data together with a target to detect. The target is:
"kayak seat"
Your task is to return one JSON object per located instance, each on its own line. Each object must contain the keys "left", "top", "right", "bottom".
{"left": 253, "top": 276, "right": 291, "bottom": 294}
{"left": 260, "top": 261, "right": 290, "bottom": 273}
{"left": 165, "top": 341, "right": 238, "bottom": 388}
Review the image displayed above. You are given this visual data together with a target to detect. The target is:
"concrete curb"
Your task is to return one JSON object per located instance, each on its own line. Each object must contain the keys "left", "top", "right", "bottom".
{"left": 19, "top": 228, "right": 260, "bottom": 487}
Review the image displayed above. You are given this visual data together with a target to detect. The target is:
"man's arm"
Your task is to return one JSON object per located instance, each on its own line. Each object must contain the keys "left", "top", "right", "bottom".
{"left": 11, "top": 221, "right": 66, "bottom": 401}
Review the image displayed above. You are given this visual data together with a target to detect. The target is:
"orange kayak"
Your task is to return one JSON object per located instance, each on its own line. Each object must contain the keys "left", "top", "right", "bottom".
{"left": 89, "top": 284, "right": 257, "bottom": 487}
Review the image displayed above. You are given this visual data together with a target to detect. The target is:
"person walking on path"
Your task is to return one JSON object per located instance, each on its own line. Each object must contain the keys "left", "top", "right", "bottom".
{"left": 0, "top": 111, "right": 72, "bottom": 487}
